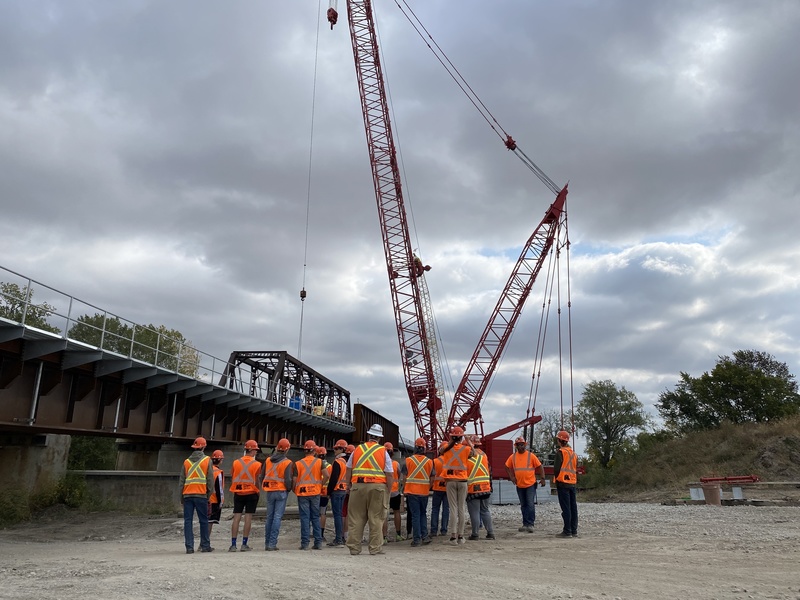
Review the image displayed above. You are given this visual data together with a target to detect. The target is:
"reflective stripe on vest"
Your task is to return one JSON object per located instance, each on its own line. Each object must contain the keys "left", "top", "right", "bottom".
{"left": 321, "top": 464, "right": 332, "bottom": 496}
{"left": 404, "top": 454, "right": 432, "bottom": 496}
{"left": 390, "top": 461, "right": 399, "bottom": 493}
{"left": 432, "top": 457, "right": 447, "bottom": 491}
{"left": 209, "top": 465, "right": 224, "bottom": 503}
{"left": 351, "top": 441, "right": 387, "bottom": 483}
{"left": 441, "top": 444, "right": 470, "bottom": 479}
{"left": 468, "top": 453, "right": 491, "bottom": 493}
{"left": 295, "top": 456, "right": 323, "bottom": 496}
{"left": 333, "top": 457, "right": 348, "bottom": 491}
{"left": 262, "top": 457, "right": 290, "bottom": 491}
{"left": 230, "top": 456, "right": 259, "bottom": 493}
{"left": 556, "top": 446, "right": 578, "bottom": 484}
{"left": 183, "top": 456, "right": 210, "bottom": 496}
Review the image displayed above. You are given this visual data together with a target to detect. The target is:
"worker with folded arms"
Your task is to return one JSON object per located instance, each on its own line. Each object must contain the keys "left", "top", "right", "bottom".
{"left": 505, "top": 436, "right": 546, "bottom": 533}
{"left": 229, "top": 440, "right": 262, "bottom": 552}
{"left": 466, "top": 435, "right": 495, "bottom": 541}
{"left": 261, "top": 438, "right": 294, "bottom": 551}
{"left": 440, "top": 426, "right": 475, "bottom": 545}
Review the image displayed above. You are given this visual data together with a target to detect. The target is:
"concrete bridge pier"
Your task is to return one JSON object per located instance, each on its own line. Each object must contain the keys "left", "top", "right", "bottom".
{"left": 0, "top": 433, "right": 71, "bottom": 494}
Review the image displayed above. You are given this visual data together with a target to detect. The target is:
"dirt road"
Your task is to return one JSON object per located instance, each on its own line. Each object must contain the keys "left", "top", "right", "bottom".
{"left": 1, "top": 501, "right": 798, "bottom": 600}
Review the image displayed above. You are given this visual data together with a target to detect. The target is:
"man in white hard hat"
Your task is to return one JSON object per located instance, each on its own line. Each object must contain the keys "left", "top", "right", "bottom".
{"left": 345, "top": 423, "right": 394, "bottom": 555}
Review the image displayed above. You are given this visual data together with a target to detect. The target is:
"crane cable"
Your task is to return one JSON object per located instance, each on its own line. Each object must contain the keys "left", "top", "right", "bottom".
{"left": 298, "top": 0, "right": 324, "bottom": 360}
{"left": 392, "top": 0, "right": 561, "bottom": 195}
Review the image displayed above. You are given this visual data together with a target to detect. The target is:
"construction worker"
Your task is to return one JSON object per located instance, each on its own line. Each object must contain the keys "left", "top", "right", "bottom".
{"left": 316, "top": 446, "right": 330, "bottom": 541}
{"left": 401, "top": 437, "right": 433, "bottom": 547}
{"left": 382, "top": 442, "right": 404, "bottom": 542}
{"left": 229, "top": 439, "right": 262, "bottom": 552}
{"left": 342, "top": 443, "right": 355, "bottom": 541}
{"left": 440, "top": 426, "right": 475, "bottom": 545}
{"left": 429, "top": 442, "right": 449, "bottom": 537}
{"left": 295, "top": 440, "right": 329, "bottom": 550}
{"left": 345, "top": 424, "right": 394, "bottom": 556}
{"left": 553, "top": 430, "right": 579, "bottom": 538}
{"left": 326, "top": 439, "right": 349, "bottom": 547}
{"left": 505, "top": 436, "right": 546, "bottom": 533}
{"left": 179, "top": 436, "right": 214, "bottom": 554}
{"left": 466, "top": 435, "right": 495, "bottom": 540}
{"left": 208, "top": 449, "right": 225, "bottom": 537}
{"left": 262, "top": 438, "right": 294, "bottom": 551}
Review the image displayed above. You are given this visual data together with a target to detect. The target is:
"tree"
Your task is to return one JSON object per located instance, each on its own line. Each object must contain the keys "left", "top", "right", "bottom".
{"left": 0, "top": 282, "right": 60, "bottom": 334}
{"left": 529, "top": 408, "right": 573, "bottom": 454}
{"left": 657, "top": 349, "right": 800, "bottom": 433}
{"left": 574, "top": 380, "right": 650, "bottom": 469}
{"left": 69, "top": 314, "right": 200, "bottom": 377}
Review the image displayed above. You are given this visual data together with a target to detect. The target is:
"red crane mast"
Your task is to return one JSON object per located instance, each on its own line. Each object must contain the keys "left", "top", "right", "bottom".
{"left": 343, "top": 0, "right": 443, "bottom": 448}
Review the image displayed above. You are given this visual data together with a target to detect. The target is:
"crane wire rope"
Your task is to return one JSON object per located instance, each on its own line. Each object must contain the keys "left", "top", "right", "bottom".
{"left": 375, "top": 6, "right": 456, "bottom": 413}
{"left": 297, "top": 0, "right": 324, "bottom": 361}
{"left": 392, "top": 0, "right": 561, "bottom": 195}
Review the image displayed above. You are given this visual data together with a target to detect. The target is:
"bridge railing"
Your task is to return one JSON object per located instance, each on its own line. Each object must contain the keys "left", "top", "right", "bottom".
{"left": 0, "top": 264, "right": 353, "bottom": 424}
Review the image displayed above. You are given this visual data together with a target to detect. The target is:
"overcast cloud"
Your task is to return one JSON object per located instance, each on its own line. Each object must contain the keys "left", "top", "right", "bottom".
{"left": 2, "top": 0, "right": 799, "bottom": 449}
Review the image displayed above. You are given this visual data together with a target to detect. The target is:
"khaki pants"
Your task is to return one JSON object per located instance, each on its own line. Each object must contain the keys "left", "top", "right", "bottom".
{"left": 445, "top": 480, "right": 468, "bottom": 538}
{"left": 346, "top": 483, "right": 388, "bottom": 555}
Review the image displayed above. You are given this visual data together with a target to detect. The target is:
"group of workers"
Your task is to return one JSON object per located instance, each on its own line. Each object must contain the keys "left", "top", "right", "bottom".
{"left": 179, "top": 423, "right": 578, "bottom": 555}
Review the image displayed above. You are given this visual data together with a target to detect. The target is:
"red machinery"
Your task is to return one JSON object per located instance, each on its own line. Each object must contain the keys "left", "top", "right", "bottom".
{"left": 336, "top": 1, "right": 569, "bottom": 453}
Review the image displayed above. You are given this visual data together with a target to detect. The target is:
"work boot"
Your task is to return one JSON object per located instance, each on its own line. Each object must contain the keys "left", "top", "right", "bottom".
{"left": 299, "top": 544, "right": 309, "bottom": 550}
{"left": 200, "top": 546, "right": 214, "bottom": 553}
{"left": 486, "top": 533, "right": 496, "bottom": 540}
{"left": 312, "top": 543, "right": 323, "bottom": 550}
{"left": 185, "top": 548, "right": 194, "bottom": 554}
{"left": 410, "top": 540, "right": 421, "bottom": 547}
{"left": 240, "top": 544, "right": 252, "bottom": 552}
{"left": 518, "top": 526, "right": 528, "bottom": 532}
{"left": 467, "top": 534, "right": 479, "bottom": 541}
{"left": 526, "top": 526, "right": 534, "bottom": 533}
{"left": 228, "top": 545, "right": 237, "bottom": 552}
{"left": 422, "top": 536, "right": 432, "bottom": 544}
{"left": 555, "top": 531, "right": 572, "bottom": 538}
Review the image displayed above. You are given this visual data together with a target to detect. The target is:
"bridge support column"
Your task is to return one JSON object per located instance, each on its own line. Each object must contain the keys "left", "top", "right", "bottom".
{"left": 0, "top": 433, "right": 71, "bottom": 494}
{"left": 115, "top": 441, "right": 162, "bottom": 471}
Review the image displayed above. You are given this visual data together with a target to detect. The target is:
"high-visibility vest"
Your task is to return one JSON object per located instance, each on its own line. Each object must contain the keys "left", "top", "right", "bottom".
{"left": 404, "top": 454, "right": 433, "bottom": 496}
{"left": 209, "top": 464, "right": 224, "bottom": 504}
{"left": 332, "top": 457, "right": 348, "bottom": 491}
{"left": 432, "top": 457, "right": 447, "bottom": 492}
{"left": 351, "top": 441, "right": 387, "bottom": 484}
{"left": 182, "top": 455, "right": 211, "bottom": 496}
{"left": 390, "top": 460, "right": 400, "bottom": 493}
{"left": 505, "top": 450, "right": 541, "bottom": 488}
{"left": 555, "top": 446, "right": 578, "bottom": 485}
{"left": 467, "top": 451, "right": 491, "bottom": 494}
{"left": 229, "top": 456, "right": 260, "bottom": 494}
{"left": 262, "top": 456, "right": 291, "bottom": 491}
{"left": 294, "top": 455, "right": 323, "bottom": 496}
{"left": 321, "top": 463, "right": 332, "bottom": 497}
{"left": 440, "top": 443, "right": 470, "bottom": 480}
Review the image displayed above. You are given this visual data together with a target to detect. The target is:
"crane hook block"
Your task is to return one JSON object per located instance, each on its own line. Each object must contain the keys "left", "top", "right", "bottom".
{"left": 327, "top": 8, "right": 338, "bottom": 30}
{"left": 300, "top": 288, "right": 307, "bottom": 301}
{"left": 504, "top": 135, "right": 517, "bottom": 151}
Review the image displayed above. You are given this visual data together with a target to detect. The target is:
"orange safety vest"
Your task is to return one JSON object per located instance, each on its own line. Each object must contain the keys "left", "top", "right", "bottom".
{"left": 182, "top": 455, "right": 211, "bottom": 496}
{"left": 441, "top": 443, "right": 471, "bottom": 480}
{"left": 229, "top": 456, "right": 261, "bottom": 494}
{"left": 555, "top": 446, "right": 578, "bottom": 485}
{"left": 262, "top": 456, "right": 291, "bottom": 492}
{"left": 332, "top": 456, "right": 348, "bottom": 491}
{"left": 505, "top": 450, "right": 541, "bottom": 488}
{"left": 390, "top": 460, "right": 400, "bottom": 493}
{"left": 467, "top": 451, "right": 491, "bottom": 494}
{"left": 321, "top": 463, "right": 332, "bottom": 497}
{"left": 404, "top": 454, "right": 433, "bottom": 496}
{"left": 209, "top": 464, "right": 224, "bottom": 504}
{"left": 350, "top": 441, "right": 387, "bottom": 484}
{"left": 294, "top": 455, "right": 324, "bottom": 496}
{"left": 431, "top": 457, "right": 447, "bottom": 492}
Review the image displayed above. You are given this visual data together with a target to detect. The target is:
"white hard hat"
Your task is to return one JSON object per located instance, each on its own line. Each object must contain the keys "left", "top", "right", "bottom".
{"left": 367, "top": 423, "right": 384, "bottom": 438}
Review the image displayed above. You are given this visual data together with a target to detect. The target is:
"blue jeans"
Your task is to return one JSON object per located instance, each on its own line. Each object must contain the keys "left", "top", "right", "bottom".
{"left": 557, "top": 485, "right": 578, "bottom": 534}
{"left": 297, "top": 495, "right": 322, "bottom": 547}
{"left": 516, "top": 484, "right": 538, "bottom": 527}
{"left": 430, "top": 490, "right": 449, "bottom": 534}
{"left": 406, "top": 493, "right": 429, "bottom": 542}
{"left": 183, "top": 496, "right": 210, "bottom": 550}
{"left": 264, "top": 490, "right": 288, "bottom": 549}
{"left": 330, "top": 490, "right": 347, "bottom": 544}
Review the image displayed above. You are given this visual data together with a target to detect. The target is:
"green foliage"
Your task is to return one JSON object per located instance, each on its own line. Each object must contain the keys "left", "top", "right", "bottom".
{"left": 574, "top": 379, "right": 651, "bottom": 469}
{"left": 68, "top": 436, "right": 118, "bottom": 470}
{"left": 68, "top": 314, "right": 200, "bottom": 376}
{"left": 0, "top": 488, "right": 31, "bottom": 527}
{"left": 657, "top": 349, "right": 800, "bottom": 433}
{"left": 0, "top": 282, "right": 60, "bottom": 333}
{"left": 530, "top": 408, "right": 573, "bottom": 454}
{"left": 0, "top": 476, "right": 89, "bottom": 528}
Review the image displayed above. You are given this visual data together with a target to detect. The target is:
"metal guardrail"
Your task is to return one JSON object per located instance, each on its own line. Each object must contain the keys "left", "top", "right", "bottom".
{"left": 0, "top": 264, "right": 352, "bottom": 426}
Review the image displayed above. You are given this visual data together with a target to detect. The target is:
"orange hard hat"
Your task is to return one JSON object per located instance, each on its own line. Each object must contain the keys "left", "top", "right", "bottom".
{"left": 514, "top": 437, "right": 526, "bottom": 445}
{"left": 304, "top": 440, "right": 316, "bottom": 450}
{"left": 211, "top": 449, "right": 224, "bottom": 459}
{"left": 244, "top": 440, "right": 259, "bottom": 450}
{"left": 334, "top": 439, "right": 348, "bottom": 449}
{"left": 316, "top": 446, "right": 327, "bottom": 456}
{"left": 345, "top": 444, "right": 355, "bottom": 453}
{"left": 414, "top": 437, "right": 426, "bottom": 448}
{"left": 191, "top": 436, "right": 207, "bottom": 449}
{"left": 556, "top": 430, "right": 570, "bottom": 442}
{"left": 384, "top": 442, "right": 393, "bottom": 451}
{"left": 450, "top": 426, "right": 464, "bottom": 436}
{"left": 276, "top": 438, "right": 291, "bottom": 451}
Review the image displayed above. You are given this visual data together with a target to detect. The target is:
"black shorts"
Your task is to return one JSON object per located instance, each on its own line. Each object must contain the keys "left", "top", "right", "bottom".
{"left": 319, "top": 495, "right": 329, "bottom": 508}
{"left": 208, "top": 502, "right": 221, "bottom": 524}
{"left": 389, "top": 494, "right": 401, "bottom": 511}
{"left": 232, "top": 493, "right": 259, "bottom": 514}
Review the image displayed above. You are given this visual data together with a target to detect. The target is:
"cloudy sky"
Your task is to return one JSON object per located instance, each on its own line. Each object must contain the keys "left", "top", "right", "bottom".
{"left": 2, "top": 0, "right": 799, "bottom": 449}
